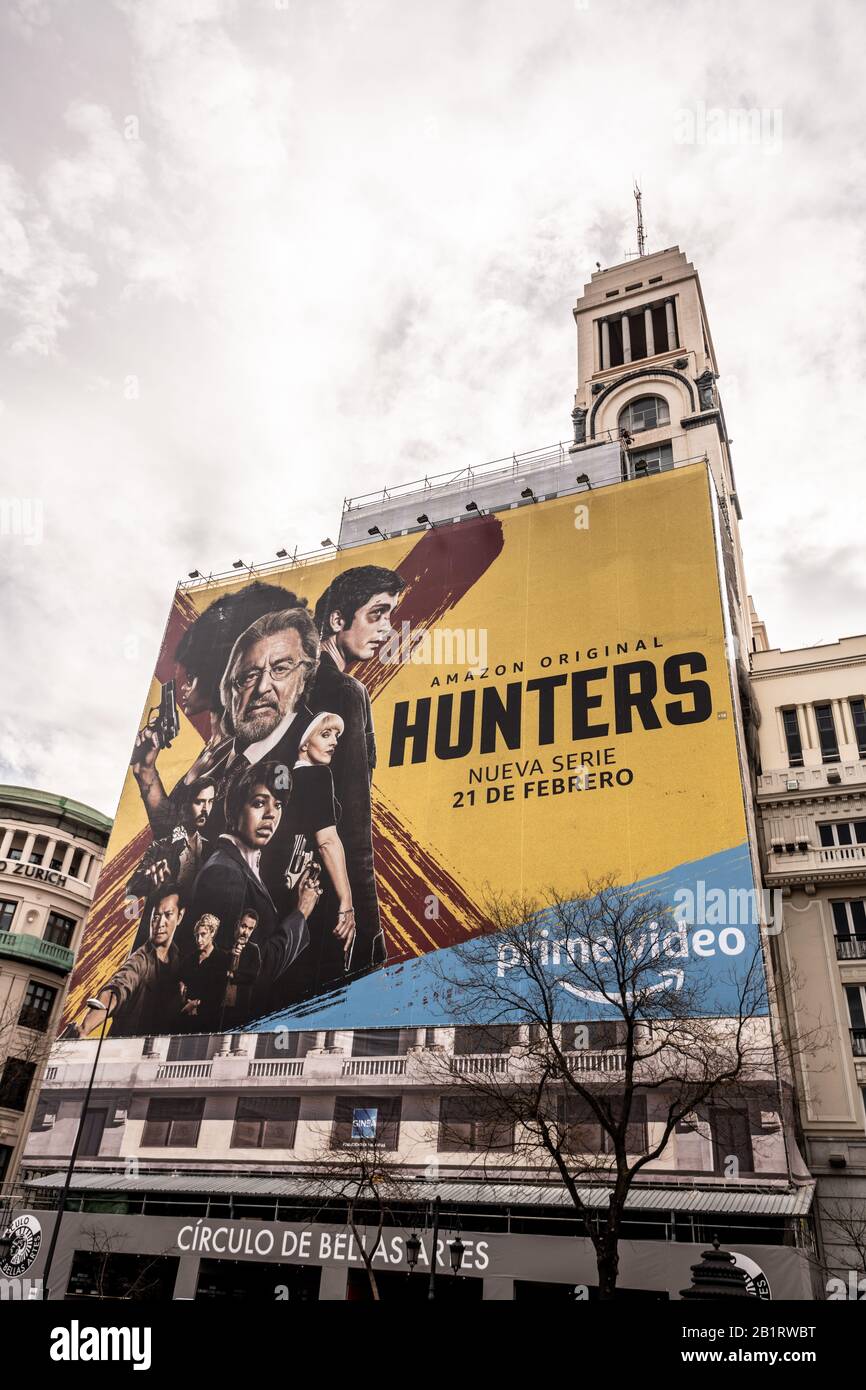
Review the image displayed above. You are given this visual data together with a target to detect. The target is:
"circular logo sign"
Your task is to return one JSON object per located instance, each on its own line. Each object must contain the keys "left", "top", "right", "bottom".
{"left": 0, "top": 1214, "right": 42, "bottom": 1277}
{"left": 730, "top": 1251, "right": 772, "bottom": 1300}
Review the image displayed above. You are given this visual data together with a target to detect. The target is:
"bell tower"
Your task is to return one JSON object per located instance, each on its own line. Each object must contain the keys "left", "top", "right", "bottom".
{"left": 569, "top": 238, "right": 751, "bottom": 659}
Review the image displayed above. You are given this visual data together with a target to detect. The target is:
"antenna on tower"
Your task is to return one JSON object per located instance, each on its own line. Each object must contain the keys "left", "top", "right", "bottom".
{"left": 634, "top": 181, "right": 647, "bottom": 258}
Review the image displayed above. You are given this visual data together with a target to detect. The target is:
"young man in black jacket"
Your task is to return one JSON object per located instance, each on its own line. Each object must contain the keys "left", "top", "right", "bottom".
{"left": 310, "top": 564, "right": 405, "bottom": 978}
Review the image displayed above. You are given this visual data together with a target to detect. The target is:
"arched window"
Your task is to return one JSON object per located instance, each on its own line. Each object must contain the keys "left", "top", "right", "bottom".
{"left": 618, "top": 395, "right": 670, "bottom": 435}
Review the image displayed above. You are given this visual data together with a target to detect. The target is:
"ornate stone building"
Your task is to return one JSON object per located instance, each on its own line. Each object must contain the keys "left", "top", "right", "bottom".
{"left": 0, "top": 785, "right": 111, "bottom": 1189}
{"left": 750, "top": 629, "right": 866, "bottom": 1281}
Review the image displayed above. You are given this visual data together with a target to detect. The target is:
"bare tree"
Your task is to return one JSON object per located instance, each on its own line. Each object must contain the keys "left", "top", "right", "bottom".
{"left": 427, "top": 877, "right": 804, "bottom": 1300}
{"left": 820, "top": 1200, "right": 866, "bottom": 1281}
{"left": 76, "top": 1225, "right": 172, "bottom": 1300}
{"left": 297, "top": 1133, "right": 421, "bottom": 1301}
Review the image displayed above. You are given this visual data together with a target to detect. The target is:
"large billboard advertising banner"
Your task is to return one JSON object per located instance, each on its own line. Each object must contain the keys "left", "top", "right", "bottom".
{"left": 65, "top": 463, "right": 762, "bottom": 1038}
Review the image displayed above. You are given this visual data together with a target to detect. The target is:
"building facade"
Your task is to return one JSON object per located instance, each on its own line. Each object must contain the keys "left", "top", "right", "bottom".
{"left": 18, "top": 1021, "right": 816, "bottom": 1301}
{"left": 0, "top": 785, "right": 111, "bottom": 1189}
{"left": 12, "top": 243, "right": 824, "bottom": 1301}
{"left": 750, "top": 629, "right": 866, "bottom": 1282}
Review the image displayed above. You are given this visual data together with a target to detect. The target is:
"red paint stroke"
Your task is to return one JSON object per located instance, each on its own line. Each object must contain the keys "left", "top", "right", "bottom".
{"left": 353, "top": 513, "right": 504, "bottom": 698}
{"left": 61, "top": 826, "right": 151, "bottom": 1027}
{"left": 372, "top": 797, "right": 489, "bottom": 961}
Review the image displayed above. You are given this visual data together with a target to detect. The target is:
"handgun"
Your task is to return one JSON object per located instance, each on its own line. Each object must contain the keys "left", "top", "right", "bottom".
{"left": 132, "top": 679, "right": 180, "bottom": 763}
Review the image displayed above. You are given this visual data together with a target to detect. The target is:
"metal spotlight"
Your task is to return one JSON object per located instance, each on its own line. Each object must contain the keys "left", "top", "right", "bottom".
{"left": 276, "top": 549, "right": 288, "bottom": 558}
{"left": 188, "top": 570, "right": 201, "bottom": 579}
{"left": 232, "top": 560, "right": 245, "bottom": 569}
{"left": 576, "top": 473, "right": 591, "bottom": 489}
{"left": 520, "top": 487, "right": 535, "bottom": 501}
{"left": 465, "top": 501, "right": 480, "bottom": 514}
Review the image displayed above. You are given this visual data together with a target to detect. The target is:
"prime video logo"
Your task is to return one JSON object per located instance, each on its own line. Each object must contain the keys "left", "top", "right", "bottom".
{"left": 496, "top": 882, "right": 779, "bottom": 979}
{"left": 50, "top": 1321, "right": 152, "bottom": 1371}
{"left": 378, "top": 621, "right": 488, "bottom": 673}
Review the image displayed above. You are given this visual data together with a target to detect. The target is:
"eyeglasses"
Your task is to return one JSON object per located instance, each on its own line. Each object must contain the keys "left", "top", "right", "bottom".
{"left": 232, "top": 657, "right": 315, "bottom": 691}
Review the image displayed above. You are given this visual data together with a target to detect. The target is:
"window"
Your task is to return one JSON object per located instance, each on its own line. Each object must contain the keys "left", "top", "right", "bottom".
{"left": 562, "top": 1021, "right": 625, "bottom": 1050}
{"left": 626, "top": 442, "right": 673, "bottom": 478}
{"left": 832, "top": 901, "right": 866, "bottom": 958}
{"left": 850, "top": 698, "right": 866, "bottom": 758}
{"left": 231, "top": 1096, "right": 299, "bottom": 1149}
{"left": 253, "top": 1031, "right": 318, "bottom": 1059}
{"left": 0, "top": 899, "right": 17, "bottom": 933}
{"left": 332, "top": 1095, "right": 401, "bottom": 1149}
{"left": 0, "top": 1058, "right": 36, "bottom": 1111}
{"left": 18, "top": 980, "right": 57, "bottom": 1032}
{"left": 619, "top": 395, "right": 671, "bottom": 435}
{"left": 166, "top": 1034, "right": 212, "bottom": 1062}
{"left": 351, "top": 1029, "right": 409, "bottom": 1057}
{"left": 557, "top": 1093, "right": 647, "bottom": 1155}
{"left": 44, "top": 911, "right": 76, "bottom": 949}
{"left": 709, "top": 1107, "right": 753, "bottom": 1174}
{"left": 782, "top": 709, "right": 804, "bottom": 768}
{"left": 818, "top": 820, "right": 866, "bottom": 848}
{"left": 845, "top": 986, "right": 866, "bottom": 1054}
{"left": 453, "top": 1025, "right": 520, "bottom": 1055}
{"left": 814, "top": 703, "right": 840, "bottom": 762}
{"left": 141, "top": 1097, "right": 204, "bottom": 1147}
{"left": 438, "top": 1096, "right": 514, "bottom": 1152}
{"left": 599, "top": 299, "right": 677, "bottom": 368}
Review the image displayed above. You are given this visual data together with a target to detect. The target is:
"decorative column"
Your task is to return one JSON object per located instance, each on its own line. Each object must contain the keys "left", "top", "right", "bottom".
{"left": 76, "top": 852, "right": 91, "bottom": 884}
{"left": 621, "top": 313, "right": 632, "bottom": 364}
{"left": 600, "top": 320, "right": 610, "bottom": 370}
{"left": 644, "top": 306, "right": 655, "bottom": 357}
{"left": 0, "top": 828, "right": 13, "bottom": 860}
{"left": 43, "top": 838, "right": 58, "bottom": 870}
{"left": 665, "top": 298, "right": 677, "bottom": 349}
{"left": 21, "top": 833, "right": 35, "bottom": 864}
{"left": 61, "top": 843, "right": 76, "bottom": 875}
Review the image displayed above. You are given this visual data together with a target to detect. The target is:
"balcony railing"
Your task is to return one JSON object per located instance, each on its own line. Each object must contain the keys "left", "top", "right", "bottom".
{"left": 567, "top": 1050, "right": 627, "bottom": 1073}
{"left": 247, "top": 1059, "right": 304, "bottom": 1078}
{"left": 850, "top": 1029, "right": 866, "bottom": 1058}
{"left": 451, "top": 1055, "right": 509, "bottom": 1075}
{"left": 342, "top": 1057, "right": 407, "bottom": 1077}
{"left": 0, "top": 930, "right": 74, "bottom": 974}
{"left": 835, "top": 936, "right": 866, "bottom": 960}
{"left": 155, "top": 1062, "right": 213, "bottom": 1080}
{"left": 820, "top": 845, "right": 866, "bottom": 866}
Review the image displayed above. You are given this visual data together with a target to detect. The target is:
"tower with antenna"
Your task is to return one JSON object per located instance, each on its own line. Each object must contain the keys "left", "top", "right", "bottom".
{"left": 634, "top": 181, "right": 647, "bottom": 258}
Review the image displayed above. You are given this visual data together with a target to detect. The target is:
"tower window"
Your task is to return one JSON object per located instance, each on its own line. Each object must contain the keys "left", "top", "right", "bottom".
{"left": 598, "top": 297, "right": 678, "bottom": 370}
{"left": 619, "top": 395, "right": 671, "bottom": 435}
{"left": 850, "top": 698, "right": 866, "bottom": 758}
{"left": 782, "top": 708, "right": 804, "bottom": 767}
{"left": 626, "top": 443, "right": 673, "bottom": 479}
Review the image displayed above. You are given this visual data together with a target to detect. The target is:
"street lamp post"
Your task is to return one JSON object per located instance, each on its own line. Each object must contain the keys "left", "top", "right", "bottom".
{"left": 427, "top": 1194, "right": 441, "bottom": 1301}
{"left": 40, "top": 989, "right": 118, "bottom": 1300}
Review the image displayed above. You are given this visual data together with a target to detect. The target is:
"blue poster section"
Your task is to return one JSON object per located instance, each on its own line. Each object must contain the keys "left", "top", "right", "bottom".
{"left": 251, "top": 842, "right": 768, "bottom": 1032}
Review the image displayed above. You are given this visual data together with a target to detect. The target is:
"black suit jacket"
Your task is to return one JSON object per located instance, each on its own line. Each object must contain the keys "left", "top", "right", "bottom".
{"left": 187, "top": 840, "right": 280, "bottom": 954}
{"left": 308, "top": 652, "right": 384, "bottom": 970}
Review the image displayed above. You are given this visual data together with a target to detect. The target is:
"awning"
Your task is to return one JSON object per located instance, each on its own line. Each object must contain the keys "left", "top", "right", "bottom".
{"left": 23, "top": 1170, "right": 815, "bottom": 1217}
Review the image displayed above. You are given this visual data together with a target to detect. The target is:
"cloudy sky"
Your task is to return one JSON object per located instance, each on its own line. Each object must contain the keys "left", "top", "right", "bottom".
{"left": 1, "top": 0, "right": 864, "bottom": 816}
